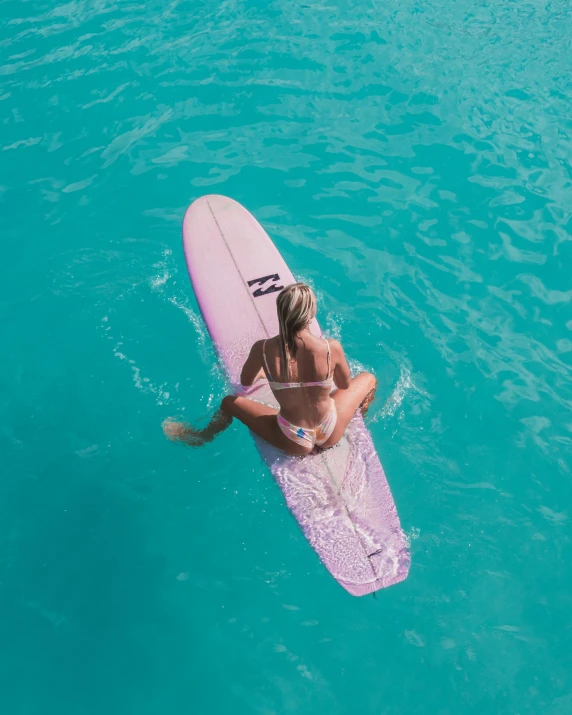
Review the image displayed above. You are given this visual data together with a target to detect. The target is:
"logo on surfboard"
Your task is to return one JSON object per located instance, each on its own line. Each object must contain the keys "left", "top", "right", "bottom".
{"left": 247, "top": 273, "right": 284, "bottom": 298}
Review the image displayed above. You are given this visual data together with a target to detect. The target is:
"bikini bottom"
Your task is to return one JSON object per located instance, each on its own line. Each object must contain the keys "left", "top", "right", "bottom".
{"left": 276, "top": 400, "right": 337, "bottom": 449}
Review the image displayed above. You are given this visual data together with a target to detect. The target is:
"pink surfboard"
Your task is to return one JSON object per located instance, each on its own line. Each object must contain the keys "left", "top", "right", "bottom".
{"left": 183, "top": 195, "right": 410, "bottom": 595}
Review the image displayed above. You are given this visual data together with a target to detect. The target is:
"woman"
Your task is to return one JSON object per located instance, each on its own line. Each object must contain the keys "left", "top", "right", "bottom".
{"left": 163, "top": 283, "right": 377, "bottom": 456}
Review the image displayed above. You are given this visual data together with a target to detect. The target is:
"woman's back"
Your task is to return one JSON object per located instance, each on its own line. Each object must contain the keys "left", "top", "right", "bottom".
{"left": 262, "top": 332, "right": 336, "bottom": 428}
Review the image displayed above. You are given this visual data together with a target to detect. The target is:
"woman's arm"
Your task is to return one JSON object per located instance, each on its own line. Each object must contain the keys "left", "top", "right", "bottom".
{"left": 240, "top": 340, "right": 265, "bottom": 386}
{"left": 330, "top": 339, "right": 352, "bottom": 390}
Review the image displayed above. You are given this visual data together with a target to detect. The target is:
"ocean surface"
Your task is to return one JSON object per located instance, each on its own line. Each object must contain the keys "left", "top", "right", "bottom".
{"left": 1, "top": 0, "right": 571, "bottom": 712}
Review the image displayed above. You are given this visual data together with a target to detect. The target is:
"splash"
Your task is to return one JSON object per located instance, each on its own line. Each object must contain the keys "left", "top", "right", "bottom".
{"left": 403, "top": 526, "right": 421, "bottom": 547}
{"left": 372, "top": 365, "right": 417, "bottom": 422}
{"left": 149, "top": 247, "right": 173, "bottom": 290}
{"left": 324, "top": 311, "right": 344, "bottom": 341}
{"left": 167, "top": 292, "right": 208, "bottom": 350}
{"left": 100, "top": 315, "right": 174, "bottom": 407}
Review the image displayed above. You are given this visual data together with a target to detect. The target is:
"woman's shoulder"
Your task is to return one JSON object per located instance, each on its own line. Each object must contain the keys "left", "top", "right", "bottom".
{"left": 252, "top": 335, "right": 279, "bottom": 352}
{"left": 324, "top": 337, "right": 344, "bottom": 355}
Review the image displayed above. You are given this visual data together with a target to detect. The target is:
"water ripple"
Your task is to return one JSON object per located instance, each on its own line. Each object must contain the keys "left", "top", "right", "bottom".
{"left": 2, "top": 0, "right": 572, "bottom": 711}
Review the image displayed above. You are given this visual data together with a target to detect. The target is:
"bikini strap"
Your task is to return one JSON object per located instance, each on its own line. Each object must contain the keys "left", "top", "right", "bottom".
{"left": 262, "top": 340, "right": 273, "bottom": 381}
{"left": 325, "top": 338, "right": 332, "bottom": 379}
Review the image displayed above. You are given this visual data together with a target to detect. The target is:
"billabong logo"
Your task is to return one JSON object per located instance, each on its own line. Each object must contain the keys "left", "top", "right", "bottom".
{"left": 247, "top": 273, "right": 283, "bottom": 298}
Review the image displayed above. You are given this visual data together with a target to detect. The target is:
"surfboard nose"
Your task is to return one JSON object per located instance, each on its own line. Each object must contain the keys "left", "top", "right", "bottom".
{"left": 184, "top": 194, "right": 238, "bottom": 222}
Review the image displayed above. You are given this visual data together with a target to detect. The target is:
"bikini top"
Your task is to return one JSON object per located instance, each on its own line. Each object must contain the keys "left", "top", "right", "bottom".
{"left": 263, "top": 338, "right": 334, "bottom": 391}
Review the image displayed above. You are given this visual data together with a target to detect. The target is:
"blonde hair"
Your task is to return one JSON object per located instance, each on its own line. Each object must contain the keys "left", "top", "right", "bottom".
{"left": 276, "top": 283, "right": 316, "bottom": 373}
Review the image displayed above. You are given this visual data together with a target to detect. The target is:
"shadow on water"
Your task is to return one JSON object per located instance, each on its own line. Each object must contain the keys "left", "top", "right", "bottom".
{"left": 0, "top": 450, "right": 191, "bottom": 715}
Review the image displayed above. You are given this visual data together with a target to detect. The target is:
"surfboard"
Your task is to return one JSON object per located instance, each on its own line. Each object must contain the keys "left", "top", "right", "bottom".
{"left": 182, "top": 195, "right": 410, "bottom": 595}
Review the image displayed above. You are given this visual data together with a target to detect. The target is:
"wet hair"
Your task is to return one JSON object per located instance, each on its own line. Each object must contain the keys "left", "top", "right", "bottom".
{"left": 276, "top": 283, "right": 317, "bottom": 373}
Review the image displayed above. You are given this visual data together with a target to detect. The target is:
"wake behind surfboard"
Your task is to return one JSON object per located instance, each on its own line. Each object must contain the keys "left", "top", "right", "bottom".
{"left": 183, "top": 195, "right": 410, "bottom": 595}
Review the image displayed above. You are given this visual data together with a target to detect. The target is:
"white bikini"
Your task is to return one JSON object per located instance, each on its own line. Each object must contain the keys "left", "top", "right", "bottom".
{"left": 263, "top": 338, "right": 337, "bottom": 449}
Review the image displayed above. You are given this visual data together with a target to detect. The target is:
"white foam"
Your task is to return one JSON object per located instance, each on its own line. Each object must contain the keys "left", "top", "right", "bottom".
{"left": 100, "top": 315, "right": 175, "bottom": 407}
{"left": 403, "top": 526, "right": 421, "bottom": 547}
{"left": 167, "top": 292, "right": 208, "bottom": 349}
{"left": 149, "top": 247, "right": 173, "bottom": 290}
{"left": 371, "top": 365, "right": 418, "bottom": 423}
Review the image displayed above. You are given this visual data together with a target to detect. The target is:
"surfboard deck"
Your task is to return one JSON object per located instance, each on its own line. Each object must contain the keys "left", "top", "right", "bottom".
{"left": 183, "top": 194, "right": 410, "bottom": 595}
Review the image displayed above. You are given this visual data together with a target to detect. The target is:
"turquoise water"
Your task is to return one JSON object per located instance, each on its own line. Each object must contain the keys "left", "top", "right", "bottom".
{"left": 2, "top": 0, "right": 572, "bottom": 711}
